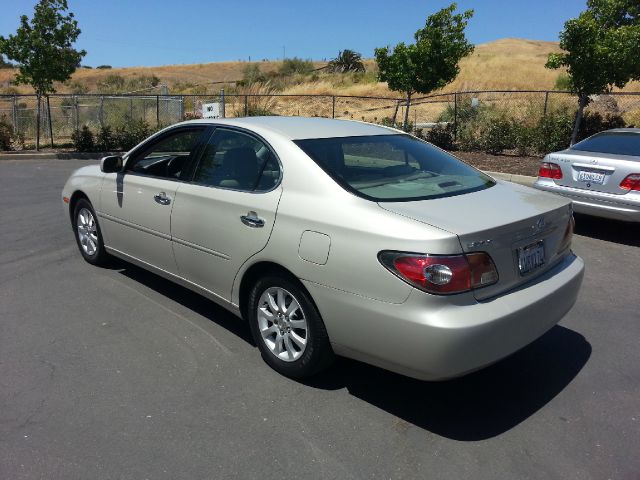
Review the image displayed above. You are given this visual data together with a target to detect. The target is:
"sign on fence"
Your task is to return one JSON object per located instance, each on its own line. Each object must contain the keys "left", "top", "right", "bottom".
{"left": 202, "top": 102, "right": 222, "bottom": 119}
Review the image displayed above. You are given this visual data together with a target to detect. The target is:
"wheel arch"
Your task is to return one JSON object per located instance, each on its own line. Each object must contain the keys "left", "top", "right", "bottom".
{"left": 237, "top": 261, "right": 320, "bottom": 322}
{"left": 68, "top": 190, "right": 90, "bottom": 224}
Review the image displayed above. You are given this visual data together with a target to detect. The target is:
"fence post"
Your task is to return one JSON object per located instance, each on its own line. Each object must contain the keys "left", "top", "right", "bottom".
{"left": 332, "top": 96, "right": 336, "bottom": 118}
{"left": 99, "top": 96, "right": 104, "bottom": 128}
{"left": 46, "top": 95, "right": 54, "bottom": 148}
{"left": 74, "top": 95, "right": 79, "bottom": 131}
{"left": 220, "top": 88, "right": 225, "bottom": 118}
{"left": 244, "top": 95, "right": 248, "bottom": 116}
{"left": 156, "top": 95, "right": 160, "bottom": 127}
{"left": 12, "top": 95, "right": 17, "bottom": 133}
{"left": 453, "top": 92, "right": 458, "bottom": 141}
{"left": 543, "top": 91, "right": 550, "bottom": 117}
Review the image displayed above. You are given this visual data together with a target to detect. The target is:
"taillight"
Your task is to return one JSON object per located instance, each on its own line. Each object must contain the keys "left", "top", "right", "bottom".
{"left": 558, "top": 214, "right": 575, "bottom": 253}
{"left": 378, "top": 251, "right": 498, "bottom": 295}
{"left": 620, "top": 174, "right": 640, "bottom": 191}
{"left": 538, "top": 162, "right": 563, "bottom": 179}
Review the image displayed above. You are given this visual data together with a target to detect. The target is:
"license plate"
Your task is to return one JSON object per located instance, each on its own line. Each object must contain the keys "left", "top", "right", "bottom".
{"left": 518, "top": 241, "right": 545, "bottom": 275}
{"left": 577, "top": 170, "right": 605, "bottom": 184}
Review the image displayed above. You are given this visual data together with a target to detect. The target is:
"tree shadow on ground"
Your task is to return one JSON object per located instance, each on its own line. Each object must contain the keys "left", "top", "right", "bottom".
{"left": 305, "top": 325, "right": 591, "bottom": 441}
{"left": 574, "top": 213, "right": 640, "bottom": 247}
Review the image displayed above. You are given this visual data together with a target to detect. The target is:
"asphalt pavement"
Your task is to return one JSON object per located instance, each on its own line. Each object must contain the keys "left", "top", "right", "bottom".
{"left": 1, "top": 159, "right": 639, "bottom": 480}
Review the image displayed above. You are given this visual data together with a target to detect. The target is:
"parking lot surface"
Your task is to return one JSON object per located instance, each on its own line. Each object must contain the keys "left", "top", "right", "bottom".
{"left": 1, "top": 159, "right": 639, "bottom": 480}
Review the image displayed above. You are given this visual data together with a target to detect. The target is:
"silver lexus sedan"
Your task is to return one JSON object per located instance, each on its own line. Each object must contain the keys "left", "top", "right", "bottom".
{"left": 534, "top": 128, "right": 640, "bottom": 222}
{"left": 62, "top": 117, "right": 584, "bottom": 381}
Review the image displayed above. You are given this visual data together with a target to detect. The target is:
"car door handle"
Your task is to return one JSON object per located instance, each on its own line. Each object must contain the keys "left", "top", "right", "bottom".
{"left": 154, "top": 192, "right": 171, "bottom": 205}
{"left": 240, "top": 211, "right": 265, "bottom": 228}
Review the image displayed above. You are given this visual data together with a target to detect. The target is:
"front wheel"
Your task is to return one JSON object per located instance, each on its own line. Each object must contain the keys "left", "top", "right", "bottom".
{"left": 248, "top": 275, "right": 334, "bottom": 379}
{"left": 72, "top": 198, "right": 110, "bottom": 266}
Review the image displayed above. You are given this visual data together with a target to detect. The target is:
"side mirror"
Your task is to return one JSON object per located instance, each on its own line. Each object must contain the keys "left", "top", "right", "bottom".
{"left": 100, "top": 155, "right": 123, "bottom": 173}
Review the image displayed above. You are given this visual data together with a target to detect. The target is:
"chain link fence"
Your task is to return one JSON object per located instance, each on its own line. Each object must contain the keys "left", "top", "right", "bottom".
{"left": 1, "top": 90, "right": 639, "bottom": 148}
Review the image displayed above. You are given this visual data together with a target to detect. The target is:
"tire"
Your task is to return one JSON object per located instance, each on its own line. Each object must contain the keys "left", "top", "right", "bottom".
{"left": 248, "top": 275, "right": 334, "bottom": 379}
{"left": 72, "top": 198, "right": 110, "bottom": 266}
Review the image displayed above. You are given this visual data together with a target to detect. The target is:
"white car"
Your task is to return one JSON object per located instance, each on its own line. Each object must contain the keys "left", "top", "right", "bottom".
{"left": 63, "top": 117, "right": 584, "bottom": 380}
{"left": 534, "top": 128, "right": 640, "bottom": 222}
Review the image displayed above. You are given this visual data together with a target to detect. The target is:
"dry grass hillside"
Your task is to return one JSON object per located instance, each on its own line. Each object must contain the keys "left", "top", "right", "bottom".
{"left": 1, "top": 38, "right": 638, "bottom": 97}
{"left": 0, "top": 38, "right": 640, "bottom": 96}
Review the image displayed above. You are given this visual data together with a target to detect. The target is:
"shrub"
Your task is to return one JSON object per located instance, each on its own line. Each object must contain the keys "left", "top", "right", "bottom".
{"left": 578, "top": 111, "right": 626, "bottom": 141}
{"left": 554, "top": 73, "right": 572, "bottom": 91}
{"left": 113, "top": 118, "right": 151, "bottom": 150}
{"left": 512, "top": 122, "right": 537, "bottom": 156}
{"left": 423, "top": 124, "right": 455, "bottom": 150}
{"left": 96, "top": 65, "right": 112, "bottom": 69}
{"left": 0, "top": 116, "right": 14, "bottom": 150}
{"left": 96, "top": 125, "right": 115, "bottom": 151}
{"left": 72, "top": 125, "right": 95, "bottom": 152}
{"left": 480, "top": 116, "right": 515, "bottom": 154}
{"left": 279, "top": 57, "right": 314, "bottom": 76}
{"left": 533, "top": 110, "right": 574, "bottom": 154}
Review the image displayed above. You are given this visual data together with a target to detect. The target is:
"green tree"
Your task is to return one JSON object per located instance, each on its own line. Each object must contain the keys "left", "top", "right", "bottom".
{"left": 375, "top": 3, "right": 473, "bottom": 130}
{"left": 0, "top": 0, "right": 85, "bottom": 150}
{"left": 546, "top": 0, "right": 640, "bottom": 145}
{"left": 327, "top": 50, "right": 365, "bottom": 73}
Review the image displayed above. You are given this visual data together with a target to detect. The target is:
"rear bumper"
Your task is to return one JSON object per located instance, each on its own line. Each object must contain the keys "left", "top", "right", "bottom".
{"left": 534, "top": 179, "right": 640, "bottom": 222}
{"left": 304, "top": 253, "right": 584, "bottom": 381}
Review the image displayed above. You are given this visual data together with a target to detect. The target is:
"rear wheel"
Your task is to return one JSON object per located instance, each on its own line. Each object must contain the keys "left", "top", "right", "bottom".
{"left": 72, "top": 198, "right": 110, "bottom": 266}
{"left": 248, "top": 275, "right": 334, "bottom": 379}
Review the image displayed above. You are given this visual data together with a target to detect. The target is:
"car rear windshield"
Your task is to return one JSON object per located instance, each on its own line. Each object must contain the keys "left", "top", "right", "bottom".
{"left": 571, "top": 132, "right": 640, "bottom": 157}
{"left": 295, "top": 134, "right": 494, "bottom": 202}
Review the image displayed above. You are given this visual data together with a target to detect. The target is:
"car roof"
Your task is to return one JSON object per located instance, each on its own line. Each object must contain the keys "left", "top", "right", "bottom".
{"left": 595, "top": 128, "right": 640, "bottom": 134}
{"left": 178, "top": 116, "right": 400, "bottom": 140}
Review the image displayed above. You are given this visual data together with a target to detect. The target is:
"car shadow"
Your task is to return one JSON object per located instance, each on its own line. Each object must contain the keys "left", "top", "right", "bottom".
{"left": 574, "top": 213, "right": 640, "bottom": 247}
{"left": 114, "top": 260, "right": 254, "bottom": 345}
{"left": 305, "top": 325, "right": 591, "bottom": 441}
{"left": 110, "top": 260, "right": 590, "bottom": 441}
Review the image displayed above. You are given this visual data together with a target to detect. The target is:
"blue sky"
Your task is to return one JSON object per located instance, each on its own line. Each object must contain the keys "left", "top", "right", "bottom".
{"left": 1, "top": 0, "right": 588, "bottom": 67}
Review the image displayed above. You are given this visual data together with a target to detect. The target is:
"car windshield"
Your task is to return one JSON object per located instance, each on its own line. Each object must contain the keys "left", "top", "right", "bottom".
{"left": 571, "top": 132, "right": 640, "bottom": 157}
{"left": 295, "top": 134, "right": 494, "bottom": 201}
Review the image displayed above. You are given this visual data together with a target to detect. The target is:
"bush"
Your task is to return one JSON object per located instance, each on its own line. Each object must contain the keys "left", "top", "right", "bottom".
{"left": 578, "top": 111, "right": 626, "bottom": 141}
{"left": 0, "top": 116, "right": 14, "bottom": 150}
{"left": 96, "top": 65, "right": 112, "bottom": 69}
{"left": 113, "top": 118, "right": 151, "bottom": 150}
{"left": 423, "top": 123, "right": 455, "bottom": 150}
{"left": 72, "top": 126, "right": 95, "bottom": 152}
{"left": 554, "top": 74, "right": 572, "bottom": 91}
{"left": 533, "top": 110, "right": 574, "bottom": 154}
{"left": 480, "top": 116, "right": 515, "bottom": 154}
{"left": 279, "top": 57, "right": 314, "bottom": 76}
{"left": 96, "top": 125, "right": 115, "bottom": 151}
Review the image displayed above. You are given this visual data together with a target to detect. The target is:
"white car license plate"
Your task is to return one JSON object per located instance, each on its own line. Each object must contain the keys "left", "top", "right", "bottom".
{"left": 518, "top": 241, "right": 545, "bottom": 275}
{"left": 577, "top": 170, "right": 605, "bottom": 184}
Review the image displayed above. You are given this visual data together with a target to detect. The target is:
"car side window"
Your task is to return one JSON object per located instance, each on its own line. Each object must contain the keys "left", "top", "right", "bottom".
{"left": 193, "top": 128, "right": 280, "bottom": 192}
{"left": 126, "top": 128, "right": 205, "bottom": 179}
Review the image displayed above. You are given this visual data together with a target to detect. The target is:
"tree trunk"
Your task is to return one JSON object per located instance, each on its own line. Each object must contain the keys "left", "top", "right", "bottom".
{"left": 570, "top": 94, "right": 589, "bottom": 146}
{"left": 403, "top": 92, "right": 412, "bottom": 132}
{"left": 36, "top": 93, "right": 41, "bottom": 152}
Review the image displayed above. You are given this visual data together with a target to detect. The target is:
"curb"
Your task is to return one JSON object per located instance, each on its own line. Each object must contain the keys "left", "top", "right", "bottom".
{"left": 0, "top": 152, "right": 121, "bottom": 161}
{"left": 485, "top": 171, "right": 537, "bottom": 187}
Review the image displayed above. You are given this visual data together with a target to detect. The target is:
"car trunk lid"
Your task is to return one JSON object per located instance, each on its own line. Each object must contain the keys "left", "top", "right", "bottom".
{"left": 547, "top": 149, "right": 640, "bottom": 195}
{"left": 378, "top": 181, "right": 573, "bottom": 300}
